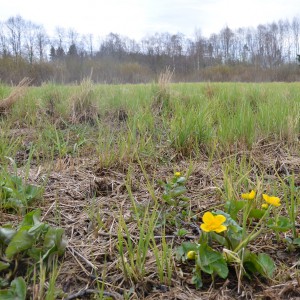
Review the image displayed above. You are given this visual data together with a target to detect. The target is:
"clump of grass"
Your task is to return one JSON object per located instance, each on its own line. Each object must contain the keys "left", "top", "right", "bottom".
{"left": 168, "top": 106, "right": 212, "bottom": 156}
{"left": 152, "top": 67, "right": 173, "bottom": 115}
{"left": 203, "top": 82, "right": 219, "bottom": 100}
{"left": 0, "top": 77, "right": 32, "bottom": 116}
{"left": 42, "top": 89, "right": 65, "bottom": 121}
{"left": 69, "top": 78, "right": 98, "bottom": 124}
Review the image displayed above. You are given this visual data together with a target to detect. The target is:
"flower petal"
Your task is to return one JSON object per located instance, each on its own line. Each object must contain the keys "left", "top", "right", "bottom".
{"left": 242, "top": 190, "right": 256, "bottom": 200}
{"left": 249, "top": 190, "right": 256, "bottom": 199}
{"left": 214, "top": 225, "right": 227, "bottom": 233}
{"left": 214, "top": 214, "right": 226, "bottom": 225}
{"left": 269, "top": 196, "right": 281, "bottom": 207}
{"left": 241, "top": 193, "right": 249, "bottom": 200}
{"left": 263, "top": 194, "right": 281, "bottom": 207}
{"left": 262, "top": 194, "right": 269, "bottom": 202}
{"left": 200, "top": 223, "right": 211, "bottom": 232}
{"left": 202, "top": 212, "right": 214, "bottom": 225}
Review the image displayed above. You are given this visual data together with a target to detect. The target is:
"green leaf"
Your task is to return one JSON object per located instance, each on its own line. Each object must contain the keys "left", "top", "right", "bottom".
{"left": 0, "top": 277, "right": 26, "bottom": 300}
{"left": 10, "top": 176, "right": 23, "bottom": 188}
{"left": 256, "top": 253, "right": 276, "bottom": 278}
{"left": 0, "top": 228, "right": 16, "bottom": 245}
{"left": 214, "top": 210, "right": 242, "bottom": 234}
{"left": 11, "top": 277, "right": 26, "bottom": 300}
{"left": 243, "top": 251, "right": 258, "bottom": 276}
{"left": 224, "top": 200, "right": 246, "bottom": 220}
{"left": 43, "top": 227, "right": 67, "bottom": 258}
{"left": 28, "top": 222, "right": 47, "bottom": 237}
{"left": 170, "top": 186, "right": 187, "bottom": 198}
{"left": 214, "top": 210, "right": 243, "bottom": 241}
{"left": 2, "top": 187, "right": 14, "bottom": 194}
{"left": 162, "top": 194, "right": 173, "bottom": 204}
{"left": 20, "top": 209, "right": 41, "bottom": 227}
{"left": 249, "top": 208, "right": 265, "bottom": 219}
{"left": 0, "top": 174, "right": 41, "bottom": 211}
{"left": 0, "top": 288, "right": 15, "bottom": 298}
{"left": 26, "top": 211, "right": 48, "bottom": 237}
{"left": 293, "top": 238, "right": 300, "bottom": 246}
{"left": 176, "top": 177, "right": 186, "bottom": 184}
{"left": 244, "top": 252, "right": 275, "bottom": 278}
{"left": 27, "top": 247, "right": 44, "bottom": 261}
{"left": 175, "top": 242, "right": 198, "bottom": 261}
{"left": 175, "top": 228, "right": 188, "bottom": 237}
{"left": 5, "top": 230, "right": 34, "bottom": 259}
{"left": 210, "top": 231, "right": 226, "bottom": 246}
{"left": 182, "top": 242, "right": 199, "bottom": 252}
{"left": 0, "top": 261, "right": 10, "bottom": 271}
{"left": 0, "top": 277, "right": 9, "bottom": 289}
{"left": 24, "top": 184, "right": 41, "bottom": 202}
{"left": 267, "top": 217, "right": 293, "bottom": 232}
{"left": 192, "top": 273, "right": 203, "bottom": 289}
{"left": 3, "top": 198, "right": 24, "bottom": 210}
{"left": 198, "top": 244, "right": 228, "bottom": 279}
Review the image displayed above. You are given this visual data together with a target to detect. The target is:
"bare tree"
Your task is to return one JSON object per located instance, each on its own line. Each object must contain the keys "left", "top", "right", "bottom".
{"left": 208, "top": 33, "right": 222, "bottom": 63}
{"left": 0, "top": 21, "right": 9, "bottom": 57}
{"left": 55, "top": 26, "right": 66, "bottom": 49}
{"left": 36, "top": 25, "right": 49, "bottom": 61}
{"left": 23, "top": 20, "right": 38, "bottom": 64}
{"left": 87, "top": 33, "right": 94, "bottom": 57}
{"left": 220, "top": 26, "right": 234, "bottom": 62}
{"left": 6, "top": 15, "right": 25, "bottom": 59}
{"left": 67, "top": 28, "right": 79, "bottom": 47}
{"left": 193, "top": 29, "right": 206, "bottom": 70}
{"left": 292, "top": 17, "right": 300, "bottom": 58}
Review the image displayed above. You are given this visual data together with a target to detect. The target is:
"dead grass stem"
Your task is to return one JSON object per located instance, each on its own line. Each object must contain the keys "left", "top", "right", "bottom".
{"left": 0, "top": 77, "right": 32, "bottom": 115}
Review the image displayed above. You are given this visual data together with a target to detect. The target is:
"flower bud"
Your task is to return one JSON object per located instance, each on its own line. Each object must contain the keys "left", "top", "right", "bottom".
{"left": 187, "top": 251, "right": 196, "bottom": 260}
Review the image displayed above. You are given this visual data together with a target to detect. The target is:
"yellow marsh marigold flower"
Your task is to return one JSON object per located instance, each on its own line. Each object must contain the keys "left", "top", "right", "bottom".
{"left": 200, "top": 212, "right": 227, "bottom": 233}
{"left": 174, "top": 172, "right": 181, "bottom": 177}
{"left": 262, "top": 194, "right": 281, "bottom": 207}
{"left": 261, "top": 203, "right": 269, "bottom": 209}
{"left": 241, "top": 190, "right": 256, "bottom": 200}
{"left": 187, "top": 251, "right": 196, "bottom": 260}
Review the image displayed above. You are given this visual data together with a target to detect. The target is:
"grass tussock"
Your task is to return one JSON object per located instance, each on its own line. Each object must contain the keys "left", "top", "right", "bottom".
{"left": 69, "top": 78, "right": 99, "bottom": 124}
{"left": 0, "top": 77, "right": 32, "bottom": 115}
{"left": 152, "top": 67, "right": 174, "bottom": 115}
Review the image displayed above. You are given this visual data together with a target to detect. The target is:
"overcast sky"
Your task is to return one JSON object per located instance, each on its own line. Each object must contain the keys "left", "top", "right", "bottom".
{"left": 1, "top": 0, "right": 299, "bottom": 40}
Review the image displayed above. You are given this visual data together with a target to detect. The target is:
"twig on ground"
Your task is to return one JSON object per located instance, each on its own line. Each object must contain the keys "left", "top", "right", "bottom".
{"left": 65, "top": 288, "right": 123, "bottom": 300}
{"left": 67, "top": 245, "right": 98, "bottom": 271}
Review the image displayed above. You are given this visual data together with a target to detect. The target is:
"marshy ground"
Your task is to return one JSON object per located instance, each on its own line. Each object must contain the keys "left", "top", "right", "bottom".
{"left": 0, "top": 80, "right": 299, "bottom": 299}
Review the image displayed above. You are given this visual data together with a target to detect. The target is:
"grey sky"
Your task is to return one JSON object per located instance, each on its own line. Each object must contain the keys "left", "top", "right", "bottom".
{"left": 1, "top": 0, "right": 299, "bottom": 40}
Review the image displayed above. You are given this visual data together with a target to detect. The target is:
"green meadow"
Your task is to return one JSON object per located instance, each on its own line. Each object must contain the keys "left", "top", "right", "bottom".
{"left": 0, "top": 80, "right": 299, "bottom": 299}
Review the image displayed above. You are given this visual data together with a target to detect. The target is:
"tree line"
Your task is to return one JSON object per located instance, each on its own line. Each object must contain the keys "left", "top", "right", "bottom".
{"left": 1, "top": 15, "right": 300, "bottom": 84}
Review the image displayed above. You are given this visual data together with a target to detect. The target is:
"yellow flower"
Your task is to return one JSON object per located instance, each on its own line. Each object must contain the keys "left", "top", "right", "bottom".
{"left": 262, "top": 194, "right": 281, "bottom": 207}
{"left": 261, "top": 203, "right": 269, "bottom": 209}
{"left": 200, "top": 212, "right": 227, "bottom": 233}
{"left": 174, "top": 172, "right": 181, "bottom": 177}
{"left": 187, "top": 251, "right": 196, "bottom": 260}
{"left": 241, "top": 190, "right": 256, "bottom": 200}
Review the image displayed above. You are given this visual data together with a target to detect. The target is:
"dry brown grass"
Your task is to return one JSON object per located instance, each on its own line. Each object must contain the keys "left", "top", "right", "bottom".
{"left": 4, "top": 139, "right": 298, "bottom": 299}
{"left": 158, "top": 66, "right": 173, "bottom": 90}
{"left": 0, "top": 77, "right": 32, "bottom": 115}
{"left": 69, "top": 78, "right": 99, "bottom": 124}
{"left": 152, "top": 67, "right": 174, "bottom": 115}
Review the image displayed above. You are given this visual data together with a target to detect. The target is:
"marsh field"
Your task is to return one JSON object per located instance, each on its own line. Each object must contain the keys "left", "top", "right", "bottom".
{"left": 0, "top": 79, "right": 300, "bottom": 299}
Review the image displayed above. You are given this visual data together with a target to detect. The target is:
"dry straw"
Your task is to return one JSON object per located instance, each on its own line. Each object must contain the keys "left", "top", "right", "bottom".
{"left": 152, "top": 66, "right": 174, "bottom": 114}
{"left": 69, "top": 78, "right": 98, "bottom": 124}
{"left": 0, "top": 77, "right": 32, "bottom": 115}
